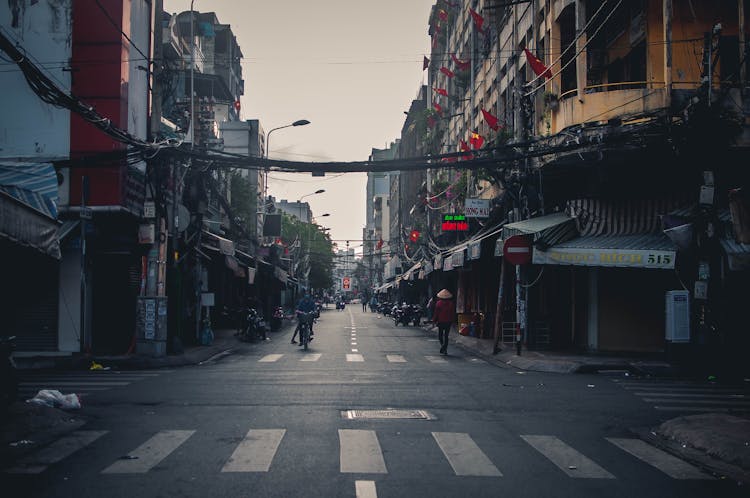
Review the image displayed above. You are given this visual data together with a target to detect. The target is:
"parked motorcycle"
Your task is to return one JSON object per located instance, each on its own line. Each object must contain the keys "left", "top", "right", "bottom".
{"left": 1, "top": 335, "right": 18, "bottom": 411}
{"left": 407, "top": 304, "right": 422, "bottom": 326}
{"left": 238, "top": 308, "right": 268, "bottom": 342}
{"left": 270, "top": 306, "right": 284, "bottom": 332}
{"left": 379, "top": 302, "right": 393, "bottom": 316}
{"left": 392, "top": 303, "right": 410, "bottom": 326}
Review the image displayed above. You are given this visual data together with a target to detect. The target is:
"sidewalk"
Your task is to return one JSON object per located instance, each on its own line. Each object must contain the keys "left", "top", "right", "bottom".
{"left": 421, "top": 322, "right": 750, "bottom": 484}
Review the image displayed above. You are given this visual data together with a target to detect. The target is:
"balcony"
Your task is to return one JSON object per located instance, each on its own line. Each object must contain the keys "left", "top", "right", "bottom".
{"left": 547, "top": 83, "right": 668, "bottom": 135}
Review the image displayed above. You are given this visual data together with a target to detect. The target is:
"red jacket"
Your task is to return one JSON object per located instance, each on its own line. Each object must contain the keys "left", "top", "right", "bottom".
{"left": 433, "top": 299, "right": 455, "bottom": 323}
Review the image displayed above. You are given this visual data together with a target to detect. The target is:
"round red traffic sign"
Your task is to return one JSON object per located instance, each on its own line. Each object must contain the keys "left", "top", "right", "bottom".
{"left": 503, "top": 235, "right": 532, "bottom": 265}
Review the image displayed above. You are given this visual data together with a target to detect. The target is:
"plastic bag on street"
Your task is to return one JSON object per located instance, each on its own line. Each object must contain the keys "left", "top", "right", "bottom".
{"left": 26, "top": 389, "right": 82, "bottom": 410}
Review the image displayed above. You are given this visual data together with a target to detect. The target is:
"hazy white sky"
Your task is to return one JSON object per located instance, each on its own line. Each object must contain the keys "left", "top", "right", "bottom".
{"left": 164, "top": 0, "right": 435, "bottom": 250}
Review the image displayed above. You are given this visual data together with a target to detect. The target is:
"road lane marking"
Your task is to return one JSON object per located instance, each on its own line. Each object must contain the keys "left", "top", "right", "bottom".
{"left": 20, "top": 382, "right": 132, "bottom": 387}
{"left": 355, "top": 480, "right": 378, "bottom": 498}
{"left": 258, "top": 354, "right": 284, "bottom": 362}
{"left": 386, "top": 355, "right": 406, "bottom": 363}
{"left": 521, "top": 435, "right": 615, "bottom": 479}
{"left": 221, "top": 429, "right": 286, "bottom": 472}
{"left": 347, "top": 354, "right": 364, "bottom": 361}
{"left": 351, "top": 349, "right": 359, "bottom": 353}
{"left": 102, "top": 430, "right": 195, "bottom": 474}
{"left": 606, "top": 438, "right": 711, "bottom": 479}
{"left": 339, "top": 430, "right": 387, "bottom": 474}
{"left": 6, "top": 430, "right": 108, "bottom": 474}
{"left": 300, "top": 354, "right": 322, "bottom": 362}
{"left": 633, "top": 392, "right": 746, "bottom": 399}
{"left": 432, "top": 432, "right": 502, "bottom": 477}
{"left": 425, "top": 356, "right": 448, "bottom": 364}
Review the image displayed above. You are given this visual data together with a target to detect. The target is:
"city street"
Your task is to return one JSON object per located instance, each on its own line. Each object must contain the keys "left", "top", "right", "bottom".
{"left": 3, "top": 307, "right": 743, "bottom": 498}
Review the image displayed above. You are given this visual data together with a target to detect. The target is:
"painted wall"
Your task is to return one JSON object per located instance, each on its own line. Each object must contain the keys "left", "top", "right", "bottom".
{"left": 0, "top": 0, "right": 72, "bottom": 160}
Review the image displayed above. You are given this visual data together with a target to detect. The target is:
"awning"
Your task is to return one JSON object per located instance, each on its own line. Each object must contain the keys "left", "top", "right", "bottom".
{"left": 0, "top": 190, "right": 60, "bottom": 259}
{"left": 720, "top": 237, "right": 750, "bottom": 271}
{"left": 201, "top": 230, "right": 235, "bottom": 256}
{"left": 0, "top": 161, "right": 58, "bottom": 218}
{"left": 533, "top": 233, "right": 677, "bottom": 269}
{"left": 503, "top": 213, "right": 577, "bottom": 245}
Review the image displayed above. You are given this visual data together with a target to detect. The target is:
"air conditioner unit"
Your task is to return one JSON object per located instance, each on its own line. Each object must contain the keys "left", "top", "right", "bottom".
{"left": 665, "top": 290, "right": 690, "bottom": 343}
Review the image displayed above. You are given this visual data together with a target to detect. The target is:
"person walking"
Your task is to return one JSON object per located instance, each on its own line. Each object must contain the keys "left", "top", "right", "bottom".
{"left": 432, "top": 289, "right": 455, "bottom": 355}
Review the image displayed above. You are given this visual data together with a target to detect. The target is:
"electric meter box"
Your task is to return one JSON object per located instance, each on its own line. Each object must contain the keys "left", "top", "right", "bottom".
{"left": 665, "top": 290, "right": 690, "bottom": 343}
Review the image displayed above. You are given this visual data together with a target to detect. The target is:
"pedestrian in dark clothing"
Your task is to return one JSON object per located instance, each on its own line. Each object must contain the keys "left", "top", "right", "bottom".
{"left": 432, "top": 289, "right": 455, "bottom": 355}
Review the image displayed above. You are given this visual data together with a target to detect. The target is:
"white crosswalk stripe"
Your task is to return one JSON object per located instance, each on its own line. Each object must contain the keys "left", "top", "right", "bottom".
{"left": 221, "top": 429, "right": 286, "bottom": 472}
{"left": 300, "top": 353, "right": 322, "bottom": 362}
{"left": 386, "top": 355, "right": 406, "bottom": 363}
{"left": 5, "top": 430, "right": 108, "bottom": 474}
{"left": 424, "top": 355, "right": 448, "bottom": 364}
{"left": 606, "top": 438, "right": 712, "bottom": 479}
{"left": 258, "top": 354, "right": 284, "bottom": 362}
{"left": 613, "top": 379, "right": 750, "bottom": 414}
{"left": 18, "top": 371, "right": 170, "bottom": 397}
{"left": 432, "top": 432, "right": 502, "bottom": 477}
{"left": 521, "top": 435, "right": 615, "bottom": 479}
{"left": 339, "top": 429, "right": 387, "bottom": 474}
{"left": 101, "top": 430, "right": 195, "bottom": 474}
{"left": 355, "top": 480, "right": 378, "bottom": 498}
{"left": 346, "top": 354, "right": 365, "bottom": 362}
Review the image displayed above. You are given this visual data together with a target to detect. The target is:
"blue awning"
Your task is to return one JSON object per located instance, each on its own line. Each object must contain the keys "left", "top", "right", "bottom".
{"left": 0, "top": 161, "right": 58, "bottom": 218}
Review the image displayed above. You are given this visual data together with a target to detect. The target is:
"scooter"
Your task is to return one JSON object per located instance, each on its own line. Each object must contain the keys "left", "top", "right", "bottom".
{"left": 239, "top": 308, "right": 268, "bottom": 342}
{"left": 1, "top": 335, "right": 18, "bottom": 411}
{"left": 270, "top": 306, "right": 284, "bottom": 332}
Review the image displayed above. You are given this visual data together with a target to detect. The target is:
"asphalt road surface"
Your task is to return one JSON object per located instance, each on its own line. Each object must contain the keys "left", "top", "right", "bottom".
{"left": 3, "top": 306, "right": 744, "bottom": 497}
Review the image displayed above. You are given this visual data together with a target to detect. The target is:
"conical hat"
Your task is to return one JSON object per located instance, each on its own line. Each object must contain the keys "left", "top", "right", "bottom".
{"left": 437, "top": 289, "right": 453, "bottom": 299}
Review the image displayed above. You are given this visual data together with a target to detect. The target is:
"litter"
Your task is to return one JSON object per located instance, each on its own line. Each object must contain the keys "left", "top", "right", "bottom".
{"left": 26, "top": 390, "right": 82, "bottom": 410}
{"left": 9, "top": 440, "right": 34, "bottom": 447}
{"left": 515, "top": 371, "right": 527, "bottom": 375}
{"left": 587, "top": 384, "right": 595, "bottom": 388}
{"left": 119, "top": 455, "right": 139, "bottom": 460}
{"left": 90, "top": 361, "right": 110, "bottom": 371}
{"left": 568, "top": 466, "right": 577, "bottom": 470}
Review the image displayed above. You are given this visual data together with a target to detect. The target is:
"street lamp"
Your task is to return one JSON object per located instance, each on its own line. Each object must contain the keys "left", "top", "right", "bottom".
{"left": 265, "top": 119, "right": 311, "bottom": 160}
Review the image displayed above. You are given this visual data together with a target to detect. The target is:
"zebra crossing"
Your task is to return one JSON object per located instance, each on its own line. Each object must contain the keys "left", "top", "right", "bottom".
{"left": 18, "top": 370, "right": 173, "bottom": 399}
{"left": 256, "top": 353, "right": 486, "bottom": 364}
{"left": 612, "top": 378, "right": 750, "bottom": 414}
{"left": 5, "top": 427, "right": 713, "bottom": 480}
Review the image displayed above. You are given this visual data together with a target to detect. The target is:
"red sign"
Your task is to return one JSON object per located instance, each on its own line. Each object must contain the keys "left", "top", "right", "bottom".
{"left": 342, "top": 277, "right": 351, "bottom": 290}
{"left": 503, "top": 235, "right": 532, "bottom": 265}
{"left": 442, "top": 214, "right": 469, "bottom": 231}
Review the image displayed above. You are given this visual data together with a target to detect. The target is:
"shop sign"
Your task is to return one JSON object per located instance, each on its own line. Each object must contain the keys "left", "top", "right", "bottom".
{"left": 451, "top": 249, "right": 465, "bottom": 267}
{"left": 468, "top": 242, "right": 481, "bottom": 260}
{"left": 465, "top": 198, "right": 490, "bottom": 218}
{"left": 494, "top": 238, "right": 504, "bottom": 257}
{"left": 442, "top": 256, "right": 453, "bottom": 271}
{"left": 532, "top": 247, "right": 676, "bottom": 269}
{"left": 442, "top": 214, "right": 469, "bottom": 231}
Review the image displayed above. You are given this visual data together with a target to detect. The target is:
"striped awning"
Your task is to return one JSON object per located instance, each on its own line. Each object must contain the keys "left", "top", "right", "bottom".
{"left": 720, "top": 237, "right": 750, "bottom": 271}
{"left": 502, "top": 213, "right": 578, "bottom": 249}
{"left": 566, "top": 198, "right": 690, "bottom": 237}
{"left": 0, "top": 161, "right": 58, "bottom": 218}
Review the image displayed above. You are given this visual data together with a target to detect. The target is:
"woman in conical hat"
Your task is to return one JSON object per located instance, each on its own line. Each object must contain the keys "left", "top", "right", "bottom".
{"left": 432, "top": 289, "right": 455, "bottom": 354}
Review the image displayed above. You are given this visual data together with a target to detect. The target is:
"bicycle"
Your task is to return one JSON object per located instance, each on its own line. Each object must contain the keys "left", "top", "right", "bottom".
{"left": 298, "top": 312, "right": 314, "bottom": 350}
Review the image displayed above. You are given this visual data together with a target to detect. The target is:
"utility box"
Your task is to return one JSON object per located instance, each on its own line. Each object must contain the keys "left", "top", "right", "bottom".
{"left": 665, "top": 290, "right": 690, "bottom": 343}
{"left": 135, "top": 296, "right": 168, "bottom": 356}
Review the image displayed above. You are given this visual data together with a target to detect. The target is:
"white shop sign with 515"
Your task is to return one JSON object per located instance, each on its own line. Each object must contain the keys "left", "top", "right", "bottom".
{"left": 464, "top": 198, "right": 490, "bottom": 218}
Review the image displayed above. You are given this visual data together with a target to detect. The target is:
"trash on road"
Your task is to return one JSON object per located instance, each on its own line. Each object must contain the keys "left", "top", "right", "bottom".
{"left": 515, "top": 371, "right": 527, "bottom": 375}
{"left": 119, "top": 455, "right": 139, "bottom": 460}
{"left": 9, "top": 440, "right": 34, "bottom": 447}
{"left": 26, "top": 389, "right": 82, "bottom": 410}
{"left": 587, "top": 384, "right": 595, "bottom": 388}
{"left": 568, "top": 465, "right": 577, "bottom": 470}
{"left": 90, "top": 361, "right": 110, "bottom": 371}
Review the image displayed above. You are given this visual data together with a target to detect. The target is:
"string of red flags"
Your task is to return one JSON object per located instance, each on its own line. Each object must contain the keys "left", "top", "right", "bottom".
{"left": 433, "top": 87, "right": 448, "bottom": 97}
{"left": 450, "top": 53, "right": 471, "bottom": 71}
{"left": 440, "top": 66, "right": 455, "bottom": 78}
{"left": 523, "top": 48, "right": 552, "bottom": 79}
{"left": 433, "top": 102, "right": 443, "bottom": 114}
{"left": 469, "top": 131, "right": 484, "bottom": 150}
{"left": 481, "top": 109, "right": 500, "bottom": 131}
{"left": 469, "top": 8, "right": 485, "bottom": 33}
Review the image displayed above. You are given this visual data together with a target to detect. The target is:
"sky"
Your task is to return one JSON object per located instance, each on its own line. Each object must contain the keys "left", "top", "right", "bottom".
{"left": 164, "top": 0, "right": 436, "bottom": 252}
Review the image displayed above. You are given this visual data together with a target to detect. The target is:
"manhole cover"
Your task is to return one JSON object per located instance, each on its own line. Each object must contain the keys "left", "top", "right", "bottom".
{"left": 341, "top": 409, "right": 435, "bottom": 420}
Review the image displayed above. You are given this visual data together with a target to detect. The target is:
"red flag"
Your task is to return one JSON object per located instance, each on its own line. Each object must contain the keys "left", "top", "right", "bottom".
{"left": 440, "top": 156, "right": 458, "bottom": 163}
{"left": 438, "top": 9, "right": 448, "bottom": 21}
{"left": 376, "top": 238, "right": 383, "bottom": 250}
{"left": 481, "top": 109, "right": 500, "bottom": 131}
{"left": 524, "top": 48, "right": 552, "bottom": 79}
{"left": 427, "top": 116, "right": 437, "bottom": 128}
{"left": 460, "top": 140, "right": 473, "bottom": 160}
{"left": 433, "top": 87, "right": 448, "bottom": 97}
{"left": 433, "top": 102, "right": 442, "bottom": 114}
{"left": 423, "top": 56, "right": 430, "bottom": 70}
{"left": 450, "top": 53, "right": 471, "bottom": 71}
{"left": 469, "top": 8, "right": 485, "bottom": 32}
{"left": 440, "top": 67, "right": 455, "bottom": 78}
{"left": 470, "top": 131, "right": 484, "bottom": 150}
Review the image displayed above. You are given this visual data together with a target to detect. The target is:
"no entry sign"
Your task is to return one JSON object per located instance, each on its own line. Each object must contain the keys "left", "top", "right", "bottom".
{"left": 503, "top": 235, "right": 532, "bottom": 265}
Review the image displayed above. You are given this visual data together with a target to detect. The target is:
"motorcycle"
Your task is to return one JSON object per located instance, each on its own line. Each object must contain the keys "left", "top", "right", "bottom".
{"left": 238, "top": 308, "right": 268, "bottom": 342}
{"left": 407, "top": 304, "right": 423, "bottom": 326}
{"left": 1, "top": 335, "right": 18, "bottom": 411}
{"left": 392, "top": 304, "right": 409, "bottom": 326}
{"left": 379, "top": 302, "right": 393, "bottom": 316}
{"left": 297, "top": 311, "right": 314, "bottom": 350}
{"left": 270, "top": 306, "right": 284, "bottom": 332}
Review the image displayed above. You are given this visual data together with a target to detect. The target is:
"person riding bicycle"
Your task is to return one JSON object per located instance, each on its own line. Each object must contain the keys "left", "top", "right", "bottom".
{"left": 291, "top": 293, "right": 316, "bottom": 345}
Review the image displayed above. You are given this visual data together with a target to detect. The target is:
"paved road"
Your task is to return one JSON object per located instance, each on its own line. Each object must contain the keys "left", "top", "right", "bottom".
{"left": 3, "top": 307, "right": 744, "bottom": 497}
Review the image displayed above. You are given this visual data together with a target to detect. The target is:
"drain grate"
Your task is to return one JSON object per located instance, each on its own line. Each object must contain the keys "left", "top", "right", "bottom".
{"left": 341, "top": 409, "right": 435, "bottom": 420}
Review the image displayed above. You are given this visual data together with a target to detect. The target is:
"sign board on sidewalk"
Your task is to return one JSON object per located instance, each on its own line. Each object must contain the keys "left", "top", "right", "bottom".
{"left": 503, "top": 235, "right": 532, "bottom": 265}
{"left": 465, "top": 198, "right": 490, "bottom": 218}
